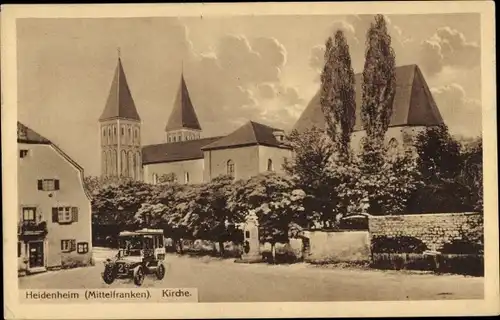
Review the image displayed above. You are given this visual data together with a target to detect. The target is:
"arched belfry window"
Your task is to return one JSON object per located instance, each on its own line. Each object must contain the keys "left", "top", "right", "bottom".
{"left": 227, "top": 160, "right": 235, "bottom": 178}
{"left": 267, "top": 159, "right": 274, "bottom": 171}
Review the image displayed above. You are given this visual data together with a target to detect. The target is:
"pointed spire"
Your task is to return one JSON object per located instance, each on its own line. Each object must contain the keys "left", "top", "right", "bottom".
{"left": 165, "top": 73, "right": 202, "bottom": 131}
{"left": 99, "top": 56, "right": 141, "bottom": 122}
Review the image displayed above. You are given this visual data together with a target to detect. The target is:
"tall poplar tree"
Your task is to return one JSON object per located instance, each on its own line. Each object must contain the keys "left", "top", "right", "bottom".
{"left": 320, "top": 31, "right": 356, "bottom": 158}
{"left": 361, "top": 14, "right": 396, "bottom": 163}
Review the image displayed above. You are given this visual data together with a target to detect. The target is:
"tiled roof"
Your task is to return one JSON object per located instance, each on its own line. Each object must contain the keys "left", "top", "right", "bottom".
{"left": 201, "top": 121, "right": 289, "bottom": 151}
{"left": 142, "top": 137, "right": 223, "bottom": 165}
{"left": 165, "top": 74, "right": 202, "bottom": 131}
{"left": 293, "top": 64, "right": 444, "bottom": 133}
{"left": 17, "top": 122, "right": 51, "bottom": 144}
{"left": 99, "top": 58, "right": 141, "bottom": 122}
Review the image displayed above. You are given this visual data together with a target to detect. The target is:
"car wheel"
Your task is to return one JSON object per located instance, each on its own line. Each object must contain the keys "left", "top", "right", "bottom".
{"left": 156, "top": 263, "right": 165, "bottom": 280}
{"left": 133, "top": 266, "right": 144, "bottom": 286}
{"left": 102, "top": 267, "right": 115, "bottom": 285}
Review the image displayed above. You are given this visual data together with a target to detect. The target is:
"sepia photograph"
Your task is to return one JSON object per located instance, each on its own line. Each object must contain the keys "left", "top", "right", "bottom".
{"left": 2, "top": 2, "right": 498, "bottom": 319}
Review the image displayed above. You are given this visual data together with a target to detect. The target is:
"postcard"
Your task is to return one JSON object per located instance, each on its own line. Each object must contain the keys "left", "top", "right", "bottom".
{"left": 1, "top": 2, "right": 498, "bottom": 319}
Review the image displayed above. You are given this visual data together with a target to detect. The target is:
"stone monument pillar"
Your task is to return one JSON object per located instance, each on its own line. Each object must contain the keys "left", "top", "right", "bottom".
{"left": 240, "top": 210, "right": 261, "bottom": 263}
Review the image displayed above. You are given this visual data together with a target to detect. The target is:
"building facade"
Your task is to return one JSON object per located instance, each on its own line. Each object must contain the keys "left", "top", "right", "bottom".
{"left": 99, "top": 57, "right": 142, "bottom": 181}
{"left": 18, "top": 122, "right": 93, "bottom": 275}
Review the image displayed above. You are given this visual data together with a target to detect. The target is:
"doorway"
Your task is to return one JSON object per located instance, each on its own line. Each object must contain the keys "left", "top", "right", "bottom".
{"left": 28, "top": 241, "right": 45, "bottom": 269}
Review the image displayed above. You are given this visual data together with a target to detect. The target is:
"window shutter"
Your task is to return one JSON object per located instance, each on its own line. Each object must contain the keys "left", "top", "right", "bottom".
{"left": 37, "top": 180, "right": 43, "bottom": 190}
{"left": 54, "top": 179, "right": 60, "bottom": 190}
{"left": 52, "top": 208, "right": 59, "bottom": 223}
{"left": 71, "top": 207, "right": 79, "bottom": 223}
{"left": 71, "top": 240, "right": 76, "bottom": 252}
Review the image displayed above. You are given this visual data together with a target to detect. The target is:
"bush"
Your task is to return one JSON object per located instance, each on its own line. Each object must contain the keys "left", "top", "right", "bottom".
{"left": 371, "top": 253, "right": 434, "bottom": 271}
{"left": 371, "top": 235, "right": 428, "bottom": 254}
{"left": 437, "top": 254, "right": 483, "bottom": 276}
{"left": 440, "top": 239, "right": 483, "bottom": 255}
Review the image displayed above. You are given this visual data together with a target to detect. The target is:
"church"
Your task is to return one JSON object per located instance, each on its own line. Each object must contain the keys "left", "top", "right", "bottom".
{"left": 98, "top": 58, "right": 292, "bottom": 184}
{"left": 293, "top": 64, "right": 444, "bottom": 152}
{"left": 98, "top": 58, "right": 444, "bottom": 184}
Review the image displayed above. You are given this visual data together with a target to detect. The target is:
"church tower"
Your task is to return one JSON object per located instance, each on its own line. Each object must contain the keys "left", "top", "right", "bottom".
{"left": 99, "top": 55, "right": 142, "bottom": 181}
{"left": 165, "top": 73, "right": 202, "bottom": 143}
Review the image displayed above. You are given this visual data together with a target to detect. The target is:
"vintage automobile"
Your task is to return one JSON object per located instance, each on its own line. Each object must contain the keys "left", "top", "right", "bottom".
{"left": 101, "top": 228, "right": 167, "bottom": 286}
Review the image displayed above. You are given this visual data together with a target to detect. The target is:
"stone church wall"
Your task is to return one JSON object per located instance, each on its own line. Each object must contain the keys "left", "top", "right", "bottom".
{"left": 257, "top": 146, "right": 293, "bottom": 174}
{"left": 143, "top": 158, "right": 204, "bottom": 185}
{"left": 204, "top": 145, "right": 260, "bottom": 181}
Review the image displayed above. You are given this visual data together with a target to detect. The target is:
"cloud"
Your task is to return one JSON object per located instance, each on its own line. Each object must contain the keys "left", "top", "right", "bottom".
{"left": 419, "top": 27, "right": 480, "bottom": 76}
{"left": 179, "top": 30, "right": 303, "bottom": 135}
{"left": 308, "top": 14, "right": 415, "bottom": 79}
{"left": 431, "top": 83, "right": 482, "bottom": 138}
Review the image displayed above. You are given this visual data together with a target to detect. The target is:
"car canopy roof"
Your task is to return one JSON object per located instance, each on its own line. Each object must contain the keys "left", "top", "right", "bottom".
{"left": 119, "top": 228, "right": 164, "bottom": 237}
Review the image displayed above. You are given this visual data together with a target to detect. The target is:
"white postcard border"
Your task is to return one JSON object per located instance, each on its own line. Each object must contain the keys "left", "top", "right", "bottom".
{"left": 2, "top": 2, "right": 498, "bottom": 319}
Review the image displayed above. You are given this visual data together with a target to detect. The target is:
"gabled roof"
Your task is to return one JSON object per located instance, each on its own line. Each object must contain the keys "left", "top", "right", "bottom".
{"left": 17, "top": 122, "right": 92, "bottom": 200}
{"left": 293, "top": 64, "right": 444, "bottom": 133}
{"left": 142, "top": 137, "right": 223, "bottom": 165}
{"left": 165, "top": 74, "right": 202, "bottom": 131}
{"left": 17, "top": 122, "right": 51, "bottom": 144}
{"left": 99, "top": 58, "right": 141, "bottom": 122}
{"left": 201, "top": 121, "right": 289, "bottom": 151}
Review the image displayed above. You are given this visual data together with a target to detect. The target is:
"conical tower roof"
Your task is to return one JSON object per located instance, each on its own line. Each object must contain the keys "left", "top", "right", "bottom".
{"left": 99, "top": 57, "right": 141, "bottom": 122}
{"left": 165, "top": 74, "right": 202, "bottom": 131}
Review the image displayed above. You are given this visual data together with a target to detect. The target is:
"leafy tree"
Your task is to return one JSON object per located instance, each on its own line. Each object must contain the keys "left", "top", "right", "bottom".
{"left": 353, "top": 149, "right": 422, "bottom": 215}
{"left": 84, "top": 175, "right": 133, "bottom": 197}
{"left": 407, "top": 125, "right": 480, "bottom": 213}
{"left": 158, "top": 173, "right": 178, "bottom": 184}
{"left": 283, "top": 127, "right": 338, "bottom": 226}
{"left": 320, "top": 30, "right": 356, "bottom": 158}
{"left": 181, "top": 175, "right": 237, "bottom": 255}
{"left": 459, "top": 137, "right": 483, "bottom": 212}
{"left": 414, "top": 124, "right": 462, "bottom": 182}
{"left": 227, "top": 172, "right": 306, "bottom": 244}
{"left": 360, "top": 14, "right": 396, "bottom": 164}
{"left": 135, "top": 178, "right": 186, "bottom": 229}
{"left": 91, "top": 180, "right": 153, "bottom": 228}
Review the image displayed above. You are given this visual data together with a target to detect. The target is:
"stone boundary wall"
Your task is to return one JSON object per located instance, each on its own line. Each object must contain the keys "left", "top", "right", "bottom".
{"left": 304, "top": 230, "right": 371, "bottom": 263}
{"left": 368, "top": 212, "right": 483, "bottom": 251}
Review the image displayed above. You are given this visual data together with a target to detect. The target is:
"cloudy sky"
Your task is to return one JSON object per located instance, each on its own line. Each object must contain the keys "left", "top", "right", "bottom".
{"left": 16, "top": 13, "right": 481, "bottom": 176}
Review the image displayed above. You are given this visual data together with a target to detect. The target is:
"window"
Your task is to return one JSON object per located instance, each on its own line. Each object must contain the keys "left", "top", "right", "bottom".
{"left": 77, "top": 242, "right": 89, "bottom": 254}
{"left": 61, "top": 239, "right": 76, "bottom": 253}
{"left": 19, "top": 149, "right": 29, "bottom": 158}
{"left": 22, "top": 207, "right": 36, "bottom": 221}
{"left": 18, "top": 242, "right": 22, "bottom": 257}
{"left": 227, "top": 160, "right": 235, "bottom": 178}
{"left": 121, "top": 127, "right": 124, "bottom": 136}
{"left": 37, "top": 179, "right": 60, "bottom": 191}
{"left": 177, "top": 134, "right": 181, "bottom": 142}
{"left": 168, "top": 137, "right": 172, "bottom": 143}
{"left": 173, "top": 136, "right": 177, "bottom": 142}
{"left": 152, "top": 173, "right": 158, "bottom": 185}
{"left": 103, "top": 128, "right": 106, "bottom": 137}
{"left": 267, "top": 159, "right": 274, "bottom": 171}
{"left": 245, "top": 231, "right": 250, "bottom": 238}
{"left": 52, "top": 207, "right": 78, "bottom": 224}
{"left": 185, "top": 172, "right": 190, "bottom": 184}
